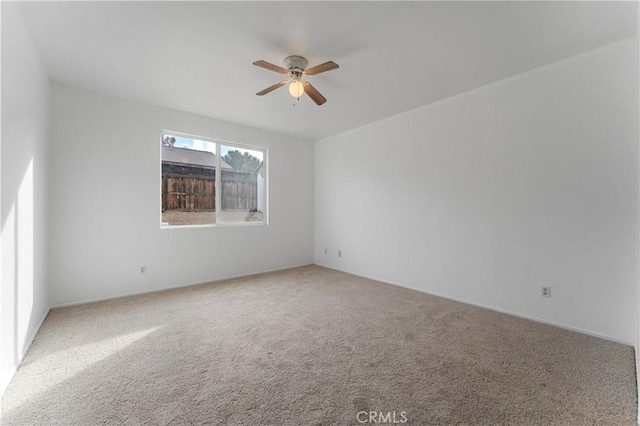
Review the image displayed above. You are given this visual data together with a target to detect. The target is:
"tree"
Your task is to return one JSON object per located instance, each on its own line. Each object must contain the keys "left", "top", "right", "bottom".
{"left": 223, "top": 150, "right": 261, "bottom": 172}
{"left": 162, "top": 135, "right": 176, "bottom": 146}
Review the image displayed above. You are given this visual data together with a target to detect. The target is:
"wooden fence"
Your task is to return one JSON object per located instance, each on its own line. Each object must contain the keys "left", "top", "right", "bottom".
{"left": 162, "top": 169, "right": 257, "bottom": 212}
{"left": 162, "top": 176, "right": 215, "bottom": 210}
{"left": 221, "top": 171, "right": 258, "bottom": 211}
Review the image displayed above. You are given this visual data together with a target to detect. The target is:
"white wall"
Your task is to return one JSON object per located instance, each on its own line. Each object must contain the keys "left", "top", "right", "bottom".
{"left": 315, "top": 37, "right": 639, "bottom": 344}
{"left": 636, "top": 4, "right": 640, "bottom": 422}
{"left": 0, "top": 2, "right": 51, "bottom": 395}
{"left": 50, "top": 84, "right": 314, "bottom": 306}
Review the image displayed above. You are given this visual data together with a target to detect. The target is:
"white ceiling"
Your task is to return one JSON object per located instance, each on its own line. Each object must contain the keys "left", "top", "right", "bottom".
{"left": 18, "top": 1, "right": 637, "bottom": 141}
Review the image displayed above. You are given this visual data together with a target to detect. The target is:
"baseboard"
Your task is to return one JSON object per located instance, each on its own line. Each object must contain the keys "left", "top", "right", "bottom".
{"left": 0, "top": 308, "right": 50, "bottom": 399}
{"left": 315, "top": 262, "right": 634, "bottom": 347}
{"left": 51, "top": 263, "right": 315, "bottom": 309}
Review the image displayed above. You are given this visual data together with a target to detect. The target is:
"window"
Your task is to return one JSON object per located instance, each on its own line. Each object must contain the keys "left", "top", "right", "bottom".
{"left": 161, "top": 131, "right": 267, "bottom": 227}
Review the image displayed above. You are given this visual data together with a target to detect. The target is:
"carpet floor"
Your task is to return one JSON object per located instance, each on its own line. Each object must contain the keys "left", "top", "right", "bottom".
{"left": 1, "top": 265, "right": 636, "bottom": 425}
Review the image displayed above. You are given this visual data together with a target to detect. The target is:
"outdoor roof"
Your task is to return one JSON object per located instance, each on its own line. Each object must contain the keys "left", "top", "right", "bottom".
{"left": 162, "top": 146, "right": 233, "bottom": 170}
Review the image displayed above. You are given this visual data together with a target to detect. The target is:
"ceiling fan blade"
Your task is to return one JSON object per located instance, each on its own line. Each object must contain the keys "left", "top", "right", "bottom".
{"left": 304, "top": 61, "right": 339, "bottom": 76}
{"left": 253, "top": 60, "right": 289, "bottom": 74}
{"left": 256, "top": 80, "right": 287, "bottom": 96}
{"left": 303, "top": 82, "right": 327, "bottom": 105}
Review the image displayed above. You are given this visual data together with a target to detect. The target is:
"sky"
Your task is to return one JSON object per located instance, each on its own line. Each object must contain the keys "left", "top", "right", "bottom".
{"left": 172, "top": 135, "right": 263, "bottom": 161}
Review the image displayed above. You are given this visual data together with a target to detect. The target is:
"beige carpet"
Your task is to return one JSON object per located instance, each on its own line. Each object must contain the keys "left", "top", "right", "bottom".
{"left": 1, "top": 266, "right": 636, "bottom": 425}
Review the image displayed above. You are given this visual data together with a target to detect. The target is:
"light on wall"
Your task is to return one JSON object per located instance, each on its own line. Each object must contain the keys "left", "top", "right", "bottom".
{"left": 289, "top": 80, "right": 304, "bottom": 98}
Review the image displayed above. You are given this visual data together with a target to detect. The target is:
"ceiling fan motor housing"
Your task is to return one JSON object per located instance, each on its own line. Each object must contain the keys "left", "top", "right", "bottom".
{"left": 284, "top": 55, "right": 308, "bottom": 77}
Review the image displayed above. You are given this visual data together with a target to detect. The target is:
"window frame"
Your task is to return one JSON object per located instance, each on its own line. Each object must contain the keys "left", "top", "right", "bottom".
{"left": 160, "top": 129, "right": 268, "bottom": 228}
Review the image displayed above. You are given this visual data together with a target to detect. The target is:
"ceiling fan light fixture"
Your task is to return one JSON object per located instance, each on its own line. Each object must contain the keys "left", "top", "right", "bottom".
{"left": 288, "top": 80, "right": 305, "bottom": 98}
{"left": 253, "top": 56, "right": 338, "bottom": 105}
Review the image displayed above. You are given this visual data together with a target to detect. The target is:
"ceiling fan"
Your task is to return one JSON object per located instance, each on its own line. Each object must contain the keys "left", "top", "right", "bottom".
{"left": 253, "top": 55, "right": 339, "bottom": 106}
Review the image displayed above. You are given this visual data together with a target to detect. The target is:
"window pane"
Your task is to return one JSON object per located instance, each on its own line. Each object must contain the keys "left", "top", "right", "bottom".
{"left": 219, "top": 145, "right": 265, "bottom": 224}
{"left": 161, "top": 133, "right": 216, "bottom": 226}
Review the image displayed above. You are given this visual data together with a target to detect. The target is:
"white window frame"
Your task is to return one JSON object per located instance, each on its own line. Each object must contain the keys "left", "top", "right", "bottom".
{"left": 160, "top": 129, "right": 268, "bottom": 228}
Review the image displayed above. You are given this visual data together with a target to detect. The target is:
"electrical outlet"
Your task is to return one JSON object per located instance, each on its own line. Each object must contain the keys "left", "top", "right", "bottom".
{"left": 541, "top": 286, "right": 551, "bottom": 298}
{"left": 140, "top": 265, "right": 147, "bottom": 274}
{"left": 338, "top": 250, "right": 342, "bottom": 258}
